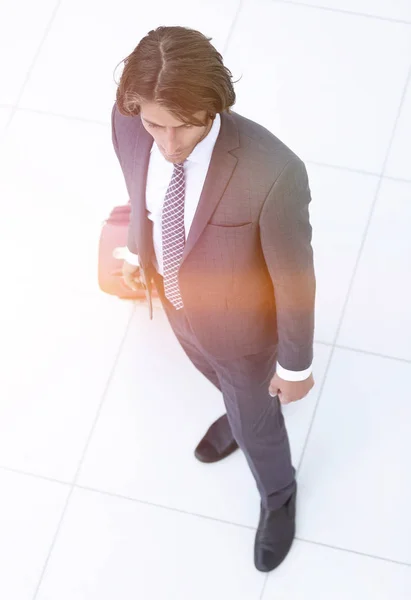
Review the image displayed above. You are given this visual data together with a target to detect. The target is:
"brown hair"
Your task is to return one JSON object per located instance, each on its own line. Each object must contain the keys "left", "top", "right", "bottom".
{"left": 114, "top": 26, "right": 239, "bottom": 126}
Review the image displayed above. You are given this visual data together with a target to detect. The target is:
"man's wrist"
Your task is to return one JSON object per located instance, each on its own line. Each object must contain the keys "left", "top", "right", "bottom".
{"left": 276, "top": 362, "right": 312, "bottom": 382}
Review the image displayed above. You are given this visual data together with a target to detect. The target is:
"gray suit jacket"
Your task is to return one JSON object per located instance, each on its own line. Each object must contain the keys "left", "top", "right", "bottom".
{"left": 111, "top": 105, "right": 315, "bottom": 367}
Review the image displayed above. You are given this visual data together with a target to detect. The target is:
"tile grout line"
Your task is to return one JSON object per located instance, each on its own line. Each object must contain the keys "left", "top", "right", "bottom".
{"left": 0, "top": 465, "right": 71, "bottom": 487}
{"left": 333, "top": 343, "right": 411, "bottom": 364}
{"left": 296, "top": 536, "right": 411, "bottom": 569}
{"left": 222, "top": 0, "right": 245, "bottom": 56}
{"left": 383, "top": 174, "right": 411, "bottom": 184}
{"left": 31, "top": 302, "right": 137, "bottom": 600}
{"left": 259, "top": 569, "right": 270, "bottom": 598}
{"left": 7, "top": 105, "right": 109, "bottom": 127}
{"left": 315, "top": 339, "right": 411, "bottom": 364}
{"left": 295, "top": 61, "right": 411, "bottom": 476}
{"left": 74, "top": 483, "right": 262, "bottom": 530}
{"left": 305, "top": 159, "right": 381, "bottom": 178}
{"left": 272, "top": 0, "right": 411, "bottom": 26}
{"left": 4, "top": 0, "right": 64, "bottom": 136}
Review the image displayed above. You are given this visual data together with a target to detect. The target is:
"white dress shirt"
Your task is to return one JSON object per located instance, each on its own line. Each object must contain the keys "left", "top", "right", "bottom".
{"left": 118, "top": 113, "right": 312, "bottom": 382}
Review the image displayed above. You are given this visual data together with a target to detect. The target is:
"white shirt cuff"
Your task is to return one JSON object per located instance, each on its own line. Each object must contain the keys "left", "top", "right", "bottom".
{"left": 276, "top": 362, "right": 312, "bottom": 382}
{"left": 112, "top": 246, "right": 140, "bottom": 266}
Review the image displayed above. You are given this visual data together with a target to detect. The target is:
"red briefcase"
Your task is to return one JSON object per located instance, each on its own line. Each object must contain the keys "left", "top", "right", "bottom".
{"left": 98, "top": 202, "right": 156, "bottom": 300}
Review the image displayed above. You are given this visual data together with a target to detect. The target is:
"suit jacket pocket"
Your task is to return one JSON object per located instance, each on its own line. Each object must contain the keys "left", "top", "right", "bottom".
{"left": 206, "top": 222, "right": 253, "bottom": 229}
{"left": 198, "top": 221, "right": 257, "bottom": 291}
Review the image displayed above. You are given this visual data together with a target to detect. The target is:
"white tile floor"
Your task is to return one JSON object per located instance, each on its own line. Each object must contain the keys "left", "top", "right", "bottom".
{"left": 0, "top": 1, "right": 410, "bottom": 598}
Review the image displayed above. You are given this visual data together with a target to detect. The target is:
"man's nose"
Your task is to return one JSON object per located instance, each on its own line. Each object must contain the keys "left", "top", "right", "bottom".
{"left": 164, "top": 130, "right": 179, "bottom": 154}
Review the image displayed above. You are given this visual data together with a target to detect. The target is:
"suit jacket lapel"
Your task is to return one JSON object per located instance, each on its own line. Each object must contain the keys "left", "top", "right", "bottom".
{"left": 181, "top": 111, "right": 240, "bottom": 266}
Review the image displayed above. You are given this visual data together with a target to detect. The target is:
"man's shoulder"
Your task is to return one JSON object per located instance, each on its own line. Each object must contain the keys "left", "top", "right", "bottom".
{"left": 112, "top": 103, "right": 142, "bottom": 140}
{"left": 230, "top": 110, "right": 301, "bottom": 166}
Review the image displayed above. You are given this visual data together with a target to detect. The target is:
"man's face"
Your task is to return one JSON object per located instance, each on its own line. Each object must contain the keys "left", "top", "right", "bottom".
{"left": 140, "top": 102, "right": 213, "bottom": 163}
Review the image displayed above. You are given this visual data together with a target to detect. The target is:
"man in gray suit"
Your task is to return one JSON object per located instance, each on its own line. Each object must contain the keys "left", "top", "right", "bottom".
{"left": 112, "top": 25, "right": 315, "bottom": 572}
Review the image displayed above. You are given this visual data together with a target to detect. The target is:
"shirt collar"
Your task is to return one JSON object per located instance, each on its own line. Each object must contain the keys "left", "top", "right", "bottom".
{"left": 150, "top": 112, "right": 221, "bottom": 165}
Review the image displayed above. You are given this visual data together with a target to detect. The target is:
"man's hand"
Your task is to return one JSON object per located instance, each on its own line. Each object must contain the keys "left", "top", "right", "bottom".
{"left": 122, "top": 260, "right": 146, "bottom": 292}
{"left": 269, "top": 372, "right": 314, "bottom": 405}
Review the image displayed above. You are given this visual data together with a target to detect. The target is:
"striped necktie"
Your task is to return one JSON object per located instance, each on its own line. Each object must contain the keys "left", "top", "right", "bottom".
{"left": 161, "top": 161, "right": 186, "bottom": 309}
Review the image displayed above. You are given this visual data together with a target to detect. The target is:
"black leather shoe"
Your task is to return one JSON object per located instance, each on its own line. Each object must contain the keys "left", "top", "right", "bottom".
{"left": 254, "top": 485, "right": 297, "bottom": 572}
{"left": 195, "top": 438, "right": 239, "bottom": 463}
{"left": 194, "top": 414, "right": 239, "bottom": 463}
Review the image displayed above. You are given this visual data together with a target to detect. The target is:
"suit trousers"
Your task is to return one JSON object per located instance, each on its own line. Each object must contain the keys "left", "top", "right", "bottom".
{"left": 152, "top": 270, "right": 296, "bottom": 511}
